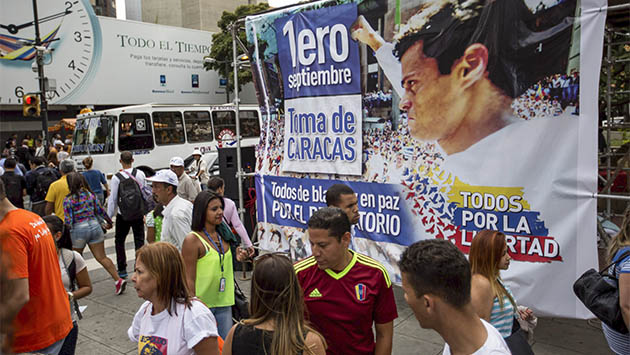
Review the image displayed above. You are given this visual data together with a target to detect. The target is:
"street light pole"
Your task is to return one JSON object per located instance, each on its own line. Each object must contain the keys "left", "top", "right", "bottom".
{"left": 32, "top": 0, "right": 50, "bottom": 154}
{"left": 225, "top": 61, "right": 230, "bottom": 104}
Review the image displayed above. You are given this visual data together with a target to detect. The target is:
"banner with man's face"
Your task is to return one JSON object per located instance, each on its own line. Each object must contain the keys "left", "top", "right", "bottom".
{"left": 245, "top": 0, "right": 605, "bottom": 318}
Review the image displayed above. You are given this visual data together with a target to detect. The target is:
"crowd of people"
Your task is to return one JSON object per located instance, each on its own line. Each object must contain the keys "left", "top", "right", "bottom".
{"left": 0, "top": 138, "right": 627, "bottom": 355}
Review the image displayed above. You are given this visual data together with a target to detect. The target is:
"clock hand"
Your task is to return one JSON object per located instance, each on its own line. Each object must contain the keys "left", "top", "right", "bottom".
{"left": 1, "top": 10, "right": 71, "bottom": 35}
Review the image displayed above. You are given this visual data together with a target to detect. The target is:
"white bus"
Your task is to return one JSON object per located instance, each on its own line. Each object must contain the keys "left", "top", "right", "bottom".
{"left": 70, "top": 104, "right": 261, "bottom": 178}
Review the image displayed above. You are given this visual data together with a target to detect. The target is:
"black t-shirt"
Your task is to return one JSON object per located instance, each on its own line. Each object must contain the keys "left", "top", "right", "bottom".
{"left": 231, "top": 323, "right": 304, "bottom": 355}
{"left": 1, "top": 171, "right": 26, "bottom": 208}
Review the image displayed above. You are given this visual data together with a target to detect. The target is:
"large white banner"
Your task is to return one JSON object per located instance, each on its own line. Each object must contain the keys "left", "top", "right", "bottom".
{"left": 247, "top": 0, "right": 606, "bottom": 318}
{"left": 0, "top": 0, "right": 255, "bottom": 105}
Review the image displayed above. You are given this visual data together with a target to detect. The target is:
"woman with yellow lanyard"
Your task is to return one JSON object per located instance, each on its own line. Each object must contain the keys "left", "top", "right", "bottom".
{"left": 182, "top": 191, "right": 248, "bottom": 339}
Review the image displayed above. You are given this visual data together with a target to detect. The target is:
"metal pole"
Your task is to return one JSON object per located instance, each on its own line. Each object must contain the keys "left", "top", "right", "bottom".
{"left": 232, "top": 23, "right": 245, "bottom": 223}
{"left": 605, "top": 30, "right": 612, "bottom": 216}
{"left": 594, "top": 193, "right": 630, "bottom": 201}
{"left": 32, "top": 0, "right": 49, "bottom": 155}
{"left": 225, "top": 61, "right": 230, "bottom": 104}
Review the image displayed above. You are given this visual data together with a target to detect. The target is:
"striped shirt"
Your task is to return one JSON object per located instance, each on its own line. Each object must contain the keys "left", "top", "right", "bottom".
{"left": 602, "top": 247, "right": 630, "bottom": 355}
{"left": 63, "top": 190, "right": 110, "bottom": 226}
{"left": 489, "top": 279, "right": 516, "bottom": 338}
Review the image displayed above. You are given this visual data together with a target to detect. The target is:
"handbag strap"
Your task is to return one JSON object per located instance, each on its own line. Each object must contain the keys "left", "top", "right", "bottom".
{"left": 60, "top": 249, "right": 83, "bottom": 320}
{"left": 234, "top": 279, "right": 246, "bottom": 298}
{"left": 600, "top": 250, "right": 630, "bottom": 278}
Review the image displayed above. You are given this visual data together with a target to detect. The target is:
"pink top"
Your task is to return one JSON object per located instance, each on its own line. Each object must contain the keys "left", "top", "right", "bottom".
{"left": 222, "top": 197, "right": 252, "bottom": 248}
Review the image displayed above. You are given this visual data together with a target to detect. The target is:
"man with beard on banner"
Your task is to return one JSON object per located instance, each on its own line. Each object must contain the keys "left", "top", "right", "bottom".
{"left": 295, "top": 207, "right": 397, "bottom": 355}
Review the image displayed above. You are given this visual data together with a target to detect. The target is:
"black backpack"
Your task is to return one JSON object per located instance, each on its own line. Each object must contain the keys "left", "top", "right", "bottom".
{"left": 34, "top": 168, "right": 59, "bottom": 201}
{"left": 116, "top": 168, "right": 146, "bottom": 221}
{"left": 1, "top": 173, "right": 24, "bottom": 207}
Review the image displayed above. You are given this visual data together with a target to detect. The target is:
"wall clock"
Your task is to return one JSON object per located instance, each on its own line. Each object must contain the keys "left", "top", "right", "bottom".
{"left": 0, "top": 0, "right": 101, "bottom": 104}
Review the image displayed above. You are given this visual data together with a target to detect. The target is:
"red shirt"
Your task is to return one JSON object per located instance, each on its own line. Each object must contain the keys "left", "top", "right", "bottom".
{"left": 0, "top": 209, "right": 72, "bottom": 353}
{"left": 295, "top": 250, "right": 397, "bottom": 355}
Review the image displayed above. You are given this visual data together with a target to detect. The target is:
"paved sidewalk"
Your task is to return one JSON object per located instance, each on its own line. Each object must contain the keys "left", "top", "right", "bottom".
{"left": 75, "top": 235, "right": 614, "bottom": 354}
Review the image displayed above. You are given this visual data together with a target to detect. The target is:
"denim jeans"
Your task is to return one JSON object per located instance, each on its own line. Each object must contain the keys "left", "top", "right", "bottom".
{"left": 70, "top": 219, "right": 104, "bottom": 249}
{"left": 210, "top": 306, "right": 233, "bottom": 340}
{"left": 95, "top": 192, "right": 105, "bottom": 206}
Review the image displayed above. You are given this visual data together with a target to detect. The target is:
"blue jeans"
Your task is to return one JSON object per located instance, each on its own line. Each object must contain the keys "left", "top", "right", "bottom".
{"left": 95, "top": 192, "right": 105, "bottom": 206}
{"left": 70, "top": 219, "right": 104, "bottom": 249}
{"left": 210, "top": 306, "right": 233, "bottom": 340}
{"left": 32, "top": 336, "right": 65, "bottom": 354}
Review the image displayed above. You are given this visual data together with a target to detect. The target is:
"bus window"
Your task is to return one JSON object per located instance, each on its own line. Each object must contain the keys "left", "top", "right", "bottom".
{"left": 72, "top": 116, "right": 115, "bottom": 155}
{"left": 184, "top": 111, "right": 214, "bottom": 142}
{"left": 239, "top": 110, "right": 261, "bottom": 138}
{"left": 154, "top": 111, "right": 185, "bottom": 145}
{"left": 212, "top": 111, "right": 236, "bottom": 140}
{"left": 119, "top": 113, "right": 154, "bottom": 151}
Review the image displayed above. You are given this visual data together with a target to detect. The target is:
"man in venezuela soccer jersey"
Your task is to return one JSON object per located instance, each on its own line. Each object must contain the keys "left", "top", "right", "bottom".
{"left": 295, "top": 207, "right": 397, "bottom": 355}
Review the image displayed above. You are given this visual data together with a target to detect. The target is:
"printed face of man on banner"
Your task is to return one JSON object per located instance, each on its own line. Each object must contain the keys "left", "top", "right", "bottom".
{"left": 352, "top": 0, "right": 575, "bottom": 156}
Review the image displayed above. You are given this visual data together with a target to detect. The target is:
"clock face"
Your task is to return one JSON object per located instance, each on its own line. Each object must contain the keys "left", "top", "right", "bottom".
{"left": 0, "top": 0, "right": 101, "bottom": 104}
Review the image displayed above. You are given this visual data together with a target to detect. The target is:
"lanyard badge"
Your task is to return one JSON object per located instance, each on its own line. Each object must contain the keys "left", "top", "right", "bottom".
{"left": 204, "top": 228, "right": 226, "bottom": 292}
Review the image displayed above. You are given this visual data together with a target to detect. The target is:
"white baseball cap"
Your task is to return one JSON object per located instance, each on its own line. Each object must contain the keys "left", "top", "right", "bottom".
{"left": 191, "top": 148, "right": 202, "bottom": 156}
{"left": 146, "top": 169, "right": 178, "bottom": 186}
{"left": 169, "top": 156, "right": 184, "bottom": 167}
{"left": 54, "top": 139, "right": 64, "bottom": 146}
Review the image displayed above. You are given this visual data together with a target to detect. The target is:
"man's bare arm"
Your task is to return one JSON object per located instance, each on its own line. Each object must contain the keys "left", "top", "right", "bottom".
{"left": 1, "top": 278, "right": 29, "bottom": 329}
{"left": 374, "top": 321, "right": 394, "bottom": 355}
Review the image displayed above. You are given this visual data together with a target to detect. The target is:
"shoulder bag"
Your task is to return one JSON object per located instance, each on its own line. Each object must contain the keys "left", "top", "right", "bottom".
{"left": 232, "top": 281, "right": 249, "bottom": 322}
{"left": 573, "top": 250, "right": 630, "bottom": 334}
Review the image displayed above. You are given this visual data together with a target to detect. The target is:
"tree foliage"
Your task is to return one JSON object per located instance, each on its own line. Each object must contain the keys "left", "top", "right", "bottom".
{"left": 205, "top": 3, "right": 270, "bottom": 98}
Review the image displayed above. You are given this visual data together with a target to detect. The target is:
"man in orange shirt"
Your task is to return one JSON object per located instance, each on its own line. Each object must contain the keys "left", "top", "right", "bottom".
{"left": 0, "top": 179, "right": 72, "bottom": 354}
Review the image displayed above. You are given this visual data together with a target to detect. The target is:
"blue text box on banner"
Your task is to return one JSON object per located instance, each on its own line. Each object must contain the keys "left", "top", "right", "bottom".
{"left": 274, "top": 3, "right": 361, "bottom": 99}
{"left": 256, "top": 175, "right": 417, "bottom": 245}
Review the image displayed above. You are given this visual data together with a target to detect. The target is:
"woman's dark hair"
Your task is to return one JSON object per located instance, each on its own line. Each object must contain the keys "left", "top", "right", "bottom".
{"left": 191, "top": 191, "right": 224, "bottom": 232}
{"left": 136, "top": 242, "right": 193, "bottom": 316}
{"left": 82, "top": 156, "right": 93, "bottom": 170}
{"left": 245, "top": 254, "right": 326, "bottom": 354}
{"left": 43, "top": 215, "right": 72, "bottom": 250}
{"left": 67, "top": 172, "right": 93, "bottom": 197}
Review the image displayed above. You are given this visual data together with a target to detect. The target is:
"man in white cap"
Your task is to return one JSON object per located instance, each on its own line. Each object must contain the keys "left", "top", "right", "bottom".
{"left": 147, "top": 169, "right": 193, "bottom": 250}
{"left": 170, "top": 156, "right": 200, "bottom": 203}
{"left": 188, "top": 148, "right": 209, "bottom": 191}
{"left": 55, "top": 140, "right": 69, "bottom": 161}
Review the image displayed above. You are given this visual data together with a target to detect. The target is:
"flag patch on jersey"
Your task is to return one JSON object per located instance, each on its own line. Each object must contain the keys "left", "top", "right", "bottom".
{"left": 355, "top": 283, "right": 367, "bottom": 301}
{"left": 309, "top": 288, "right": 322, "bottom": 298}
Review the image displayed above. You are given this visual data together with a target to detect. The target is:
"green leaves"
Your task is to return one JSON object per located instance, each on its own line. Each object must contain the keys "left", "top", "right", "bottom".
{"left": 205, "top": 3, "right": 270, "bottom": 96}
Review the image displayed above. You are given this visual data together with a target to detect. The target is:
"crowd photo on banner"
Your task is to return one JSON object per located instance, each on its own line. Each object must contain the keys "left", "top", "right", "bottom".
{"left": 0, "top": 0, "right": 623, "bottom": 354}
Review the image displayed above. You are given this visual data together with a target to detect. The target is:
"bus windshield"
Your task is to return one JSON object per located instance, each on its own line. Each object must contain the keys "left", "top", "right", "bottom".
{"left": 72, "top": 116, "right": 115, "bottom": 155}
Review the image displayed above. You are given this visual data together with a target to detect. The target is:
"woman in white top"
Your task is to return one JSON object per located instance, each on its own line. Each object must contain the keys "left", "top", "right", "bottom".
{"left": 128, "top": 242, "right": 220, "bottom": 355}
{"left": 43, "top": 215, "right": 92, "bottom": 355}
